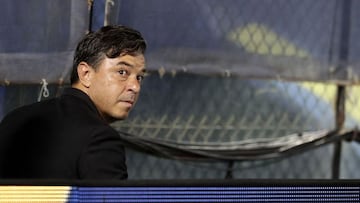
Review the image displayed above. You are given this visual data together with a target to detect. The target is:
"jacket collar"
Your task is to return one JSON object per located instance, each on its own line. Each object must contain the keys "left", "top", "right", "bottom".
{"left": 61, "top": 87, "right": 105, "bottom": 121}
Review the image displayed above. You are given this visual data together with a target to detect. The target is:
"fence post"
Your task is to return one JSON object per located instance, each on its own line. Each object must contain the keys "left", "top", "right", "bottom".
{"left": 332, "top": 0, "right": 352, "bottom": 179}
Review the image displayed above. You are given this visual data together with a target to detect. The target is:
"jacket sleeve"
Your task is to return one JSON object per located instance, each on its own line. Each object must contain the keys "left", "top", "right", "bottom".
{"left": 78, "top": 127, "right": 128, "bottom": 180}
{"left": 0, "top": 106, "right": 33, "bottom": 177}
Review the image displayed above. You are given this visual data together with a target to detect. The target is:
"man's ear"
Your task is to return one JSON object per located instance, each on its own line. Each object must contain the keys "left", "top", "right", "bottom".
{"left": 77, "top": 62, "right": 93, "bottom": 88}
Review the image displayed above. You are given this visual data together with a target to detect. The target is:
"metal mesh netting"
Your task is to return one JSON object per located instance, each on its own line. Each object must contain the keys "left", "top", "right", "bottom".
{"left": 1, "top": 0, "right": 360, "bottom": 180}
{"left": 114, "top": 74, "right": 334, "bottom": 149}
{"left": 113, "top": 74, "right": 337, "bottom": 179}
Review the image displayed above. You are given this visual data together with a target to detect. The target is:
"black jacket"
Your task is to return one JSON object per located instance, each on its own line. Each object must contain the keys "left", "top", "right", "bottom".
{"left": 0, "top": 88, "right": 128, "bottom": 180}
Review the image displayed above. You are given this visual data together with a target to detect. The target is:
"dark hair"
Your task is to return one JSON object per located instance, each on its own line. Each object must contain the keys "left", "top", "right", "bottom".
{"left": 70, "top": 25, "right": 147, "bottom": 84}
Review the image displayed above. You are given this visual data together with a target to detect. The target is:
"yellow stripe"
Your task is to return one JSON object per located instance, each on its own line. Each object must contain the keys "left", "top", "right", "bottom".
{"left": 0, "top": 199, "right": 65, "bottom": 202}
{"left": 0, "top": 186, "right": 70, "bottom": 203}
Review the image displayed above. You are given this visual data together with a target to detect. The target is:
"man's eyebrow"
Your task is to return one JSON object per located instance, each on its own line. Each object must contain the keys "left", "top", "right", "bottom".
{"left": 117, "top": 61, "right": 146, "bottom": 73}
{"left": 117, "top": 61, "right": 133, "bottom": 67}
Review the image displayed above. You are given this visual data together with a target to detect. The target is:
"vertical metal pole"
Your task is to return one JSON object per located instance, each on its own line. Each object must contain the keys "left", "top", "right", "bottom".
{"left": 332, "top": 0, "right": 351, "bottom": 179}
{"left": 333, "top": 87, "right": 345, "bottom": 179}
{"left": 88, "top": 0, "right": 94, "bottom": 32}
{"left": 104, "top": 0, "right": 114, "bottom": 26}
{"left": 225, "top": 161, "right": 234, "bottom": 179}
{"left": 104, "top": 0, "right": 120, "bottom": 26}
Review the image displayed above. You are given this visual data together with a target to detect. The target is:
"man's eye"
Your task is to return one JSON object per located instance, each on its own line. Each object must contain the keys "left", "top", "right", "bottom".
{"left": 118, "top": 70, "right": 128, "bottom": 76}
{"left": 137, "top": 75, "right": 144, "bottom": 82}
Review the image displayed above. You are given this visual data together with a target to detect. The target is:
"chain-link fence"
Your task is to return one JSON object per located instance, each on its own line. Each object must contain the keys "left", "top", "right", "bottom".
{"left": 1, "top": 0, "right": 360, "bottom": 180}
{"left": 113, "top": 74, "right": 346, "bottom": 179}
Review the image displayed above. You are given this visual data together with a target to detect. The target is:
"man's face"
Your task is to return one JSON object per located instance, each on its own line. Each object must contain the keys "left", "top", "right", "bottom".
{"left": 87, "top": 53, "right": 146, "bottom": 122}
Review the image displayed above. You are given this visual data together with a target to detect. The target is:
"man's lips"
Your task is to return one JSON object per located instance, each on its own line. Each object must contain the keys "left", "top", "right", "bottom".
{"left": 125, "top": 101, "right": 134, "bottom": 105}
{"left": 120, "top": 100, "right": 134, "bottom": 106}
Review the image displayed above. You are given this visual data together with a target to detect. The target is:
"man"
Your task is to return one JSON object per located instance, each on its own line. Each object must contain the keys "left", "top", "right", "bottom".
{"left": 0, "top": 25, "right": 146, "bottom": 179}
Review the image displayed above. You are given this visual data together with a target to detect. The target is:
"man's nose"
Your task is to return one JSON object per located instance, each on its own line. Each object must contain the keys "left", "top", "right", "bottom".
{"left": 127, "top": 76, "right": 140, "bottom": 93}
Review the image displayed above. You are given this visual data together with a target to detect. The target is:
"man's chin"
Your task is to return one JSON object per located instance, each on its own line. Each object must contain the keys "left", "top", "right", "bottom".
{"left": 115, "top": 112, "right": 129, "bottom": 120}
{"left": 106, "top": 113, "right": 129, "bottom": 123}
